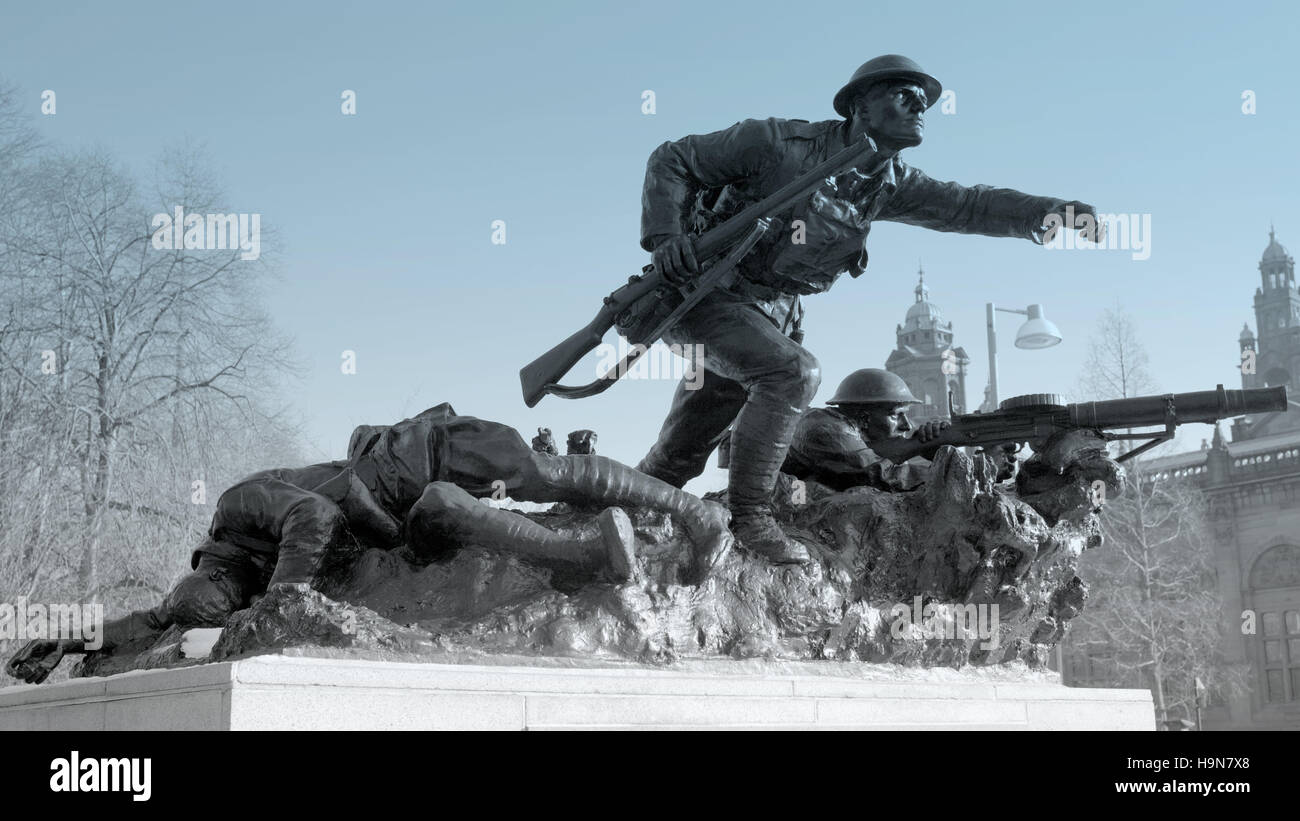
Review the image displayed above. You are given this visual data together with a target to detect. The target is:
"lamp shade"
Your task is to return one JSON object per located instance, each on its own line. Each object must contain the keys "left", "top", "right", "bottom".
{"left": 1014, "top": 304, "right": 1062, "bottom": 349}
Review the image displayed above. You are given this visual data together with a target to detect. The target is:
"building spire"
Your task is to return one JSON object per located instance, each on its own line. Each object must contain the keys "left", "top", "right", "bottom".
{"left": 915, "top": 262, "right": 928, "bottom": 303}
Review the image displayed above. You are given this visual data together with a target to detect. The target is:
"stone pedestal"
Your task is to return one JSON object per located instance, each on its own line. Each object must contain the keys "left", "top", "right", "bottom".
{"left": 0, "top": 654, "right": 1155, "bottom": 730}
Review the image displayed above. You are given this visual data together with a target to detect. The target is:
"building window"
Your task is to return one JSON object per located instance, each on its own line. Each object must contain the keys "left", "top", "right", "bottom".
{"left": 1260, "top": 609, "right": 1300, "bottom": 703}
{"left": 1248, "top": 546, "right": 1300, "bottom": 708}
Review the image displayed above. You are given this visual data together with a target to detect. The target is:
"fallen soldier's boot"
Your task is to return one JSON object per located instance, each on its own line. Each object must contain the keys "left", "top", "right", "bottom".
{"left": 596, "top": 507, "right": 636, "bottom": 582}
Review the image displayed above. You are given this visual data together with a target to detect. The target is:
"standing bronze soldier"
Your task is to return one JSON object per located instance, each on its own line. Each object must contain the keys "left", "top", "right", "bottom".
{"left": 634, "top": 55, "right": 1098, "bottom": 564}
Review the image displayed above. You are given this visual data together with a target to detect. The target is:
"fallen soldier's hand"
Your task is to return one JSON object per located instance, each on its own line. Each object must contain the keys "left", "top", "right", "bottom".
{"left": 5, "top": 640, "right": 66, "bottom": 684}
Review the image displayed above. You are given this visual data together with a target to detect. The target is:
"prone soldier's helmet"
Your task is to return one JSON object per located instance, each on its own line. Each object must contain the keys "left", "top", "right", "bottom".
{"left": 165, "top": 558, "right": 260, "bottom": 628}
{"left": 827, "top": 369, "right": 921, "bottom": 407}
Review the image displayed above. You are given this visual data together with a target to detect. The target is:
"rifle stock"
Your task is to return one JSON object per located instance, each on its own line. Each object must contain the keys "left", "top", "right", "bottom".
{"left": 519, "top": 271, "right": 663, "bottom": 407}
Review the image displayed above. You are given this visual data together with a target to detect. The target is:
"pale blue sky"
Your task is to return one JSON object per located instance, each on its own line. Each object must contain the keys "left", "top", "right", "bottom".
{"left": 4, "top": 0, "right": 1297, "bottom": 492}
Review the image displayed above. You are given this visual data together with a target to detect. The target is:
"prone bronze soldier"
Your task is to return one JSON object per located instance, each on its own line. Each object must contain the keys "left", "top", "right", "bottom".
{"left": 7, "top": 403, "right": 732, "bottom": 684}
{"left": 633, "top": 55, "right": 1098, "bottom": 565}
{"left": 783, "top": 369, "right": 995, "bottom": 492}
{"left": 6, "top": 461, "right": 391, "bottom": 685}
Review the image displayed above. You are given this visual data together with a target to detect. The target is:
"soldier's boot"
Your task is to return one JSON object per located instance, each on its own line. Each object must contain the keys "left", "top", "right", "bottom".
{"left": 594, "top": 507, "right": 636, "bottom": 581}
{"left": 406, "top": 483, "right": 634, "bottom": 581}
{"left": 727, "top": 398, "right": 813, "bottom": 566}
{"left": 534, "top": 455, "right": 733, "bottom": 584}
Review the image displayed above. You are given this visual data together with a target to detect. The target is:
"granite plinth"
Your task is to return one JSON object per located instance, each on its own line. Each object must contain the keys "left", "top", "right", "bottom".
{"left": 0, "top": 654, "right": 1155, "bottom": 730}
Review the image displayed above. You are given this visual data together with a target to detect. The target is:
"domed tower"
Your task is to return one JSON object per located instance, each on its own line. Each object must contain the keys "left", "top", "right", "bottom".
{"left": 1251, "top": 226, "right": 1299, "bottom": 390}
{"left": 1234, "top": 227, "right": 1300, "bottom": 441}
{"left": 885, "top": 265, "right": 968, "bottom": 422}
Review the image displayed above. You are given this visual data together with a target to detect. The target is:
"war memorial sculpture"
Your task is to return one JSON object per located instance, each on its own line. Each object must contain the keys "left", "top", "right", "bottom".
{"left": 6, "top": 56, "right": 1288, "bottom": 691}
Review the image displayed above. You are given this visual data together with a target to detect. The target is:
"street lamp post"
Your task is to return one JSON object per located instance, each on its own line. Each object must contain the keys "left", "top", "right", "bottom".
{"left": 985, "top": 302, "right": 1063, "bottom": 410}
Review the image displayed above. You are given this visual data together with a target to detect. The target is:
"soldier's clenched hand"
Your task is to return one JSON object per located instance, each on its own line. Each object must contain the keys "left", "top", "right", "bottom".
{"left": 5, "top": 640, "right": 65, "bottom": 684}
{"left": 915, "top": 419, "right": 950, "bottom": 443}
{"left": 1040, "top": 200, "right": 1104, "bottom": 244}
{"left": 652, "top": 235, "right": 700, "bottom": 284}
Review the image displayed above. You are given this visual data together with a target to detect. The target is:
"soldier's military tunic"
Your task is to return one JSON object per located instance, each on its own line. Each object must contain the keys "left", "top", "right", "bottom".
{"left": 346, "top": 402, "right": 542, "bottom": 517}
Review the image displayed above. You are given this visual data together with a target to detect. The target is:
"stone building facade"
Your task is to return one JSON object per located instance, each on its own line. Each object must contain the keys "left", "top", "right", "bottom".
{"left": 1061, "top": 230, "right": 1300, "bottom": 730}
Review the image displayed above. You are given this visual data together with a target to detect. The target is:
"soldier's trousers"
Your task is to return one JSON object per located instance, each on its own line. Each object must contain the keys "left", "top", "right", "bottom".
{"left": 638, "top": 291, "right": 820, "bottom": 513}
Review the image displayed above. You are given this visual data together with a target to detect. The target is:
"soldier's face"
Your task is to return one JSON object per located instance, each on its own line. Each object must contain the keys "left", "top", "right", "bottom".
{"left": 860, "top": 404, "right": 914, "bottom": 441}
{"left": 860, "top": 82, "right": 927, "bottom": 148}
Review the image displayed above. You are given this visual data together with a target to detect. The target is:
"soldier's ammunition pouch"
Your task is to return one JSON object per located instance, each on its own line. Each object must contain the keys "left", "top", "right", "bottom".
{"left": 753, "top": 169, "right": 877, "bottom": 295}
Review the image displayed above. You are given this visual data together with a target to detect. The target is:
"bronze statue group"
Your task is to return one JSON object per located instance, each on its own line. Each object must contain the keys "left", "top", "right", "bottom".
{"left": 8, "top": 55, "right": 1099, "bottom": 684}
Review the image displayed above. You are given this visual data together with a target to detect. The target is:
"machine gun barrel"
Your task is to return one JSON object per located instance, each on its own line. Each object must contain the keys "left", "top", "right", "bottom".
{"left": 1067, "top": 385, "right": 1286, "bottom": 428}
{"left": 872, "top": 384, "right": 1288, "bottom": 464}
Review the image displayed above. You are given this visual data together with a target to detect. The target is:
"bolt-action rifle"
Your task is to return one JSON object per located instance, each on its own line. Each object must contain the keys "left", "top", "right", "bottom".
{"left": 519, "top": 135, "right": 894, "bottom": 407}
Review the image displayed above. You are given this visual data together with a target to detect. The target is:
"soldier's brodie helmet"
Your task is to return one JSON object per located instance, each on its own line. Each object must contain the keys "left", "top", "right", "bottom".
{"left": 833, "top": 55, "right": 943, "bottom": 118}
{"left": 164, "top": 543, "right": 261, "bottom": 627}
{"left": 827, "top": 368, "right": 921, "bottom": 407}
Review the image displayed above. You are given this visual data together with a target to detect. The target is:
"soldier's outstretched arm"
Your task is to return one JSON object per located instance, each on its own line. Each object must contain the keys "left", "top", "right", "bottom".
{"left": 879, "top": 165, "right": 1096, "bottom": 243}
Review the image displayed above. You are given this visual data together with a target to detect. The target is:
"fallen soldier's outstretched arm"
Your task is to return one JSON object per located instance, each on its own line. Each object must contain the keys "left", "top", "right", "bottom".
{"left": 5, "top": 605, "right": 172, "bottom": 684}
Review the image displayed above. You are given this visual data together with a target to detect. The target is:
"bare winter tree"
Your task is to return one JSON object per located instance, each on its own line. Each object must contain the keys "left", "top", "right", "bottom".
{"left": 1077, "top": 303, "right": 1157, "bottom": 401}
{"left": 1072, "top": 468, "right": 1247, "bottom": 722}
{"left": 0, "top": 81, "right": 303, "bottom": 664}
{"left": 1065, "top": 306, "right": 1247, "bottom": 723}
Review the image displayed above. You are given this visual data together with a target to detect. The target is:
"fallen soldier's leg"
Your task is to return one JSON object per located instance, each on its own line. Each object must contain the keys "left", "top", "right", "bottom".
{"left": 430, "top": 413, "right": 733, "bottom": 584}
{"left": 405, "top": 481, "right": 636, "bottom": 581}
{"left": 517, "top": 453, "right": 732, "bottom": 584}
